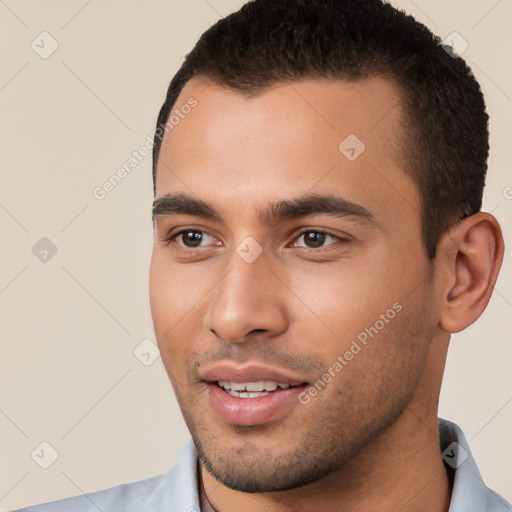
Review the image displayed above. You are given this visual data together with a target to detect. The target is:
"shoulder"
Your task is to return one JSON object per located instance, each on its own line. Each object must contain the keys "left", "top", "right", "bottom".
{"left": 14, "top": 473, "right": 164, "bottom": 512}
{"left": 14, "top": 440, "right": 201, "bottom": 512}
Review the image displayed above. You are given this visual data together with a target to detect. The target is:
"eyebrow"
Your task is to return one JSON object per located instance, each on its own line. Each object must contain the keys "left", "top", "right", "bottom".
{"left": 152, "top": 192, "right": 378, "bottom": 226}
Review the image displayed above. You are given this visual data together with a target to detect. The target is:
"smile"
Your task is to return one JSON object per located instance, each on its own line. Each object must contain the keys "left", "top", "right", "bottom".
{"left": 217, "top": 380, "right": 299, "bottom": 398}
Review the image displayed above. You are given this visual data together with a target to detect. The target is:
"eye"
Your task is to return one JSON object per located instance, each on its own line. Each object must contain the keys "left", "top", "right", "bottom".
{"left": 292, "top": 229, "right": 344, "bottom": 249}
{"left": 171, "top": 229, "right": 218, "bottom": 248}
{"left": 163, "top": 228, "right": 347, "bottom": 252}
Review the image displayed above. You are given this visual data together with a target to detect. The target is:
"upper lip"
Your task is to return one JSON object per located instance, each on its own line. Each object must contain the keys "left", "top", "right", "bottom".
{"left": 200, "top": 363, "right": 309, "bottom": 386}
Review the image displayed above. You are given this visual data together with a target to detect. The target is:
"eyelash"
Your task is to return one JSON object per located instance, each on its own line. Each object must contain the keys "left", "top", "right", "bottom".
{"left": 164, "top": 228, "right": 347, "bottom": 252}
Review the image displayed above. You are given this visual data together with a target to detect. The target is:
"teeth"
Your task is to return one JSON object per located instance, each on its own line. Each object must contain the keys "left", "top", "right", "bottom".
{"left": 225, "top": 389, "right": 269, "bottom": 398}
{"left": 264, "top": 381, "right": 278, "bottom": 391}
{"left": 217, "top": 380, "right": 292, "bottom": 392}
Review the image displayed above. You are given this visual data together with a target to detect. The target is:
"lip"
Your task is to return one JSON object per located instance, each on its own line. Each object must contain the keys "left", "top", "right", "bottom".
{"left": 206, "top": 382, "right": 307, "bottom": 426}
{"left": 200, "top": 363, "right": 308, "bottom": 386}
{"left": 201, "top": 363, "right": 309, "bottom": 426}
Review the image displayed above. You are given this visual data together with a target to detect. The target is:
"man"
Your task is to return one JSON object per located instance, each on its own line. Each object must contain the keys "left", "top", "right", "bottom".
{"left": 18, "top": 0, "right": 510, "bottom": 510}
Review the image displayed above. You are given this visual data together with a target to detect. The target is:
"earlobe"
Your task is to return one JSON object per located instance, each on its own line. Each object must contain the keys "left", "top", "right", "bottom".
{"left": 439, "top": 213, "right": 504, "bottom": 333}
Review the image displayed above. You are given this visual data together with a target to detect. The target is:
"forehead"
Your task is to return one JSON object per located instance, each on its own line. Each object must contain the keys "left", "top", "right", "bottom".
{"left": 155, "top": 76, "right": 420, "bottom": 228}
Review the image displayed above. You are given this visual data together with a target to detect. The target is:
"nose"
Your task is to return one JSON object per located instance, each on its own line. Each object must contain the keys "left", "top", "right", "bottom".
{"left": 204, "top": 248, "right": 289, "bottom": 344}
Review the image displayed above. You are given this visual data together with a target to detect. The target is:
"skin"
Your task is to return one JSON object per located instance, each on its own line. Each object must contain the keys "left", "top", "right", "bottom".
{"left": 149, "top": 76, "right": 503, "bottom": 512}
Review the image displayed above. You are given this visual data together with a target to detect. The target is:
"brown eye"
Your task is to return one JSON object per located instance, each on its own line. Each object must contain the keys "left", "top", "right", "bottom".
{"left": 180, "top": 231, "right": 204, "bottom": 247}
{"left": 293, "top": 230, "right": 341, "bottom": 249}
{"left": 172, "top": 230, "right": 216, "bottom": 248}
{"left": 302, "top": 231, "right": 327, "bottom": 248}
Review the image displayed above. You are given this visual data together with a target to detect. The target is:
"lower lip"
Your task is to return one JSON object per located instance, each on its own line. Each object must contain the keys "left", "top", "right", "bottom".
{"left": 206, "top": 383, "right": 306, "bottom": 426}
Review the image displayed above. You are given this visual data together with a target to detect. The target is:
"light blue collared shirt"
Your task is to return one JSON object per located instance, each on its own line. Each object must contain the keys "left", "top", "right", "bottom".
{"left": 14, "top": 419, "right": 511, "bottom": 511}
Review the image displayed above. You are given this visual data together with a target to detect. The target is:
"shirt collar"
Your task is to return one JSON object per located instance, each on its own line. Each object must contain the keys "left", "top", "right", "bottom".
{"left": 439, "top": 418, "right": 511, "bottom": 511}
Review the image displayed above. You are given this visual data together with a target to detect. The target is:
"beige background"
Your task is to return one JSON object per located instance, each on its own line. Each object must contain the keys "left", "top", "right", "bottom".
{"left": 0, "top": 0, "right": 510, "bottom": 509}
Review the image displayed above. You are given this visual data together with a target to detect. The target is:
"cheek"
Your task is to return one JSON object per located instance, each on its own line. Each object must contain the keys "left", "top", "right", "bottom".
{"left": 149, "top": 254, "right": 188, "bottom": 360}
{"left": 284, "top": 250, "right": 429, "bottom": 375}
{"left": 286, "top": 261, "right": 402, "bottom": 339}
{"left": 149, "top": 252, "right": 201, "bottom": 332}
{"left": 149, "top": 257, "right": 173, "bottom": 336}
{"left": 149, "top": 252, "right": 212, "bottom": 372}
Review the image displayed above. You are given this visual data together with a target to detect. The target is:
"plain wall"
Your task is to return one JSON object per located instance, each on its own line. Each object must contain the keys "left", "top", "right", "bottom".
{"left": 0, "top": 0, "right": 510, "bottom": 509}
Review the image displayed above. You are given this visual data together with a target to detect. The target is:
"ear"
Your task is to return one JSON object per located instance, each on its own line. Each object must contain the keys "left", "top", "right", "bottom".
{"left": 438, "top": 212, "right": 504, "bottom": 333}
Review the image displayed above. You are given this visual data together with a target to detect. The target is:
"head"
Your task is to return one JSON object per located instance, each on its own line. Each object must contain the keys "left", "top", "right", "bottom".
{"left": 149, "top": 0, "right": 503, "bottom": 495}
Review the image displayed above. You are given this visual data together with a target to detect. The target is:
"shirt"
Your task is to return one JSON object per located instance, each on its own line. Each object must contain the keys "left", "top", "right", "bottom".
{"left": 14, "top": 419, "right": 511, "bottom": 511}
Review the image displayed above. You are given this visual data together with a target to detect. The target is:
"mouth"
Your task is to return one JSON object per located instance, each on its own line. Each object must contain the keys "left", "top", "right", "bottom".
{"left": 216, "top": 380, "right": 305, "bottom": 398}
{"left": 199, "top": 364, "right": 310, "bottom": 426}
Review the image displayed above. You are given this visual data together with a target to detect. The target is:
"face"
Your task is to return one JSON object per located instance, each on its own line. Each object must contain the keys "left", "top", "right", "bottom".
{"left": 150, "top": 76, "right": 439, "bottom": 492}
